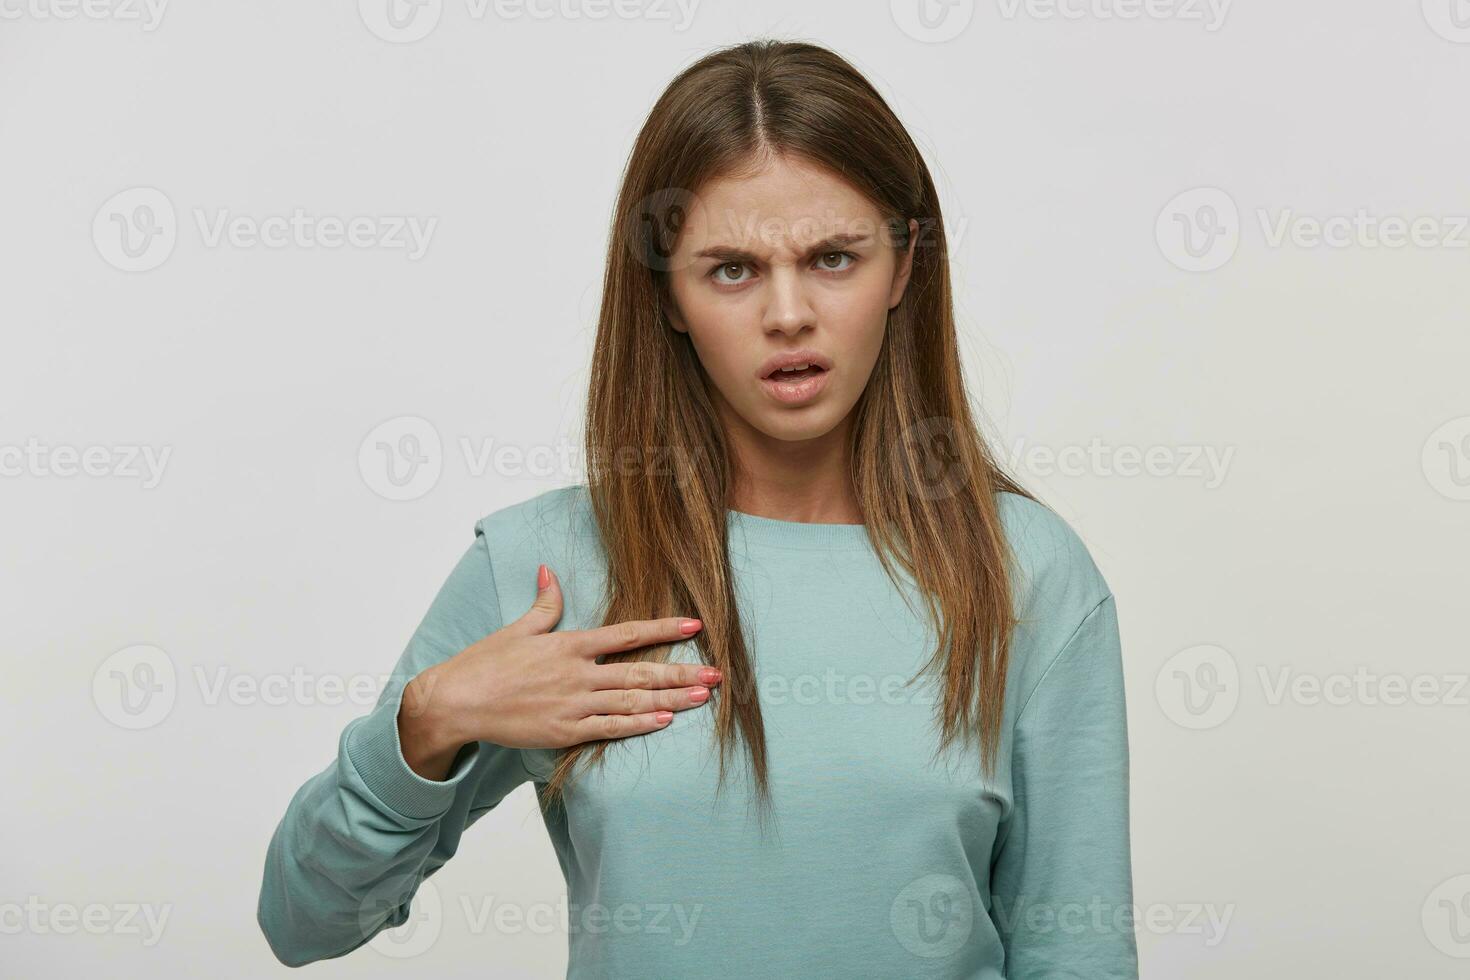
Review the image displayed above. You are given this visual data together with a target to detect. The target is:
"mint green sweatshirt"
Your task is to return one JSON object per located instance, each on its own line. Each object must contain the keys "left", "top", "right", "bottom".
{"left": 257, "top": 485, "right": 1138, "bottom": 978}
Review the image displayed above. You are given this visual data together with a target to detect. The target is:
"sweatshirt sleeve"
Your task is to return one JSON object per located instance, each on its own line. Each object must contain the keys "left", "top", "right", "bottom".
{"left": 256, "top": 521, "right": 535, "bottom": 967}
{"left": 989, "top": 593, "right": 1139, "bottom": 980}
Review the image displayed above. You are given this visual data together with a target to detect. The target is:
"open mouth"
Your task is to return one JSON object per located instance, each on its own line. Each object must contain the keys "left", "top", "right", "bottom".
{"left": 758, "top": 360, "right": 831, "bottom": 405}
{"left": 765, "top": 364, "right": 827, "bottom": 381}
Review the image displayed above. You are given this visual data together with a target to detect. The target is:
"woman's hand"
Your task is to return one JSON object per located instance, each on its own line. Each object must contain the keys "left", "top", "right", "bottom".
{"left": 397, "top": 564, "right": 717, "bottom": 780}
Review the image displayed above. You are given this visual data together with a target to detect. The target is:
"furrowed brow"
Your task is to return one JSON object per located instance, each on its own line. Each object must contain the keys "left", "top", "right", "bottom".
{"left": 693, "top": 232, "right": 872, "bottom": 263}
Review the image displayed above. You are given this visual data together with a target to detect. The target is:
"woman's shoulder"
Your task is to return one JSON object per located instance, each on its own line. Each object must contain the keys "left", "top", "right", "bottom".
{"left": 473, "top": 483, "right": 597, "bottom": 553}
{"left": 469, "top": 484, "right": 603, "bottom": 616}
{"left": 471, "top": 484, "right": 1115, "bottom": 612}
{"left": 994, "top": 489, "right": 1114, "bottom": 631}
{"left": 992, "top": 491, "right": 1121, "bottom": 736}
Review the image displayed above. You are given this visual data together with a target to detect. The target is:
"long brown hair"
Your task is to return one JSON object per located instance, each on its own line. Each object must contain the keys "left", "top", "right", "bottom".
{"left": 542, "top": 38, "right": 1031, "bottom": 827}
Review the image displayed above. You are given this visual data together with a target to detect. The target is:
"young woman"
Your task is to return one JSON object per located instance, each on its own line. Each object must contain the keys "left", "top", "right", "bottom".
{"left": 258, "top": 39, "right": 1138, "bottom": 979}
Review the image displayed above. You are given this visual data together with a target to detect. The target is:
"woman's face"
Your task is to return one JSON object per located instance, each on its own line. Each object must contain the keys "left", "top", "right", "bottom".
{"left": 664, "top": 154, "right": 918, "bottom": 446}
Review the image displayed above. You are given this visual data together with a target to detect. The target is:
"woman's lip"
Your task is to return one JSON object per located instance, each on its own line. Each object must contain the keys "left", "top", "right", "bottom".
{"left": 757, "top": 351, "right": 834, "bottom": 378}
{"left": 758, "top": 366, "right": 830, "bottom": 405}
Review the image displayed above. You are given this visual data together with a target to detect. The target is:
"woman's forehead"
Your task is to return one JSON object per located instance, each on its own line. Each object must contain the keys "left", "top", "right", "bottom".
{"left": 679, "top": 162, "right": 886, "bottom": 256}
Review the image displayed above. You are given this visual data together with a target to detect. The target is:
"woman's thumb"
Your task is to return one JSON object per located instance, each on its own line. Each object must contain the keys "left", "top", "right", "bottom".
{"left": 506, "top": 562, "right": 563, "bottom": 635}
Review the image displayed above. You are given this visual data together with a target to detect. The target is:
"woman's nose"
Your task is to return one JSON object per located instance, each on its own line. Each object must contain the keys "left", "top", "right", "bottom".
{"left": 761, "top": 266, "right": 816, "bottom": 335}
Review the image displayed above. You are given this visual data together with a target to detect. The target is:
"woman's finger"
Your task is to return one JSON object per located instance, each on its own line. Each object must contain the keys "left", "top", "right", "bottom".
{"left": 583, "top": 685, "right": 711, "bottom": 717}
{"left": 590, "top": 659, "right": 722, "bottom": 692}
{"left": 571, "top": 710, "right": 676, "bottom": 742}
{"left": 567, "top": 616, "right": 702, "bottom": 657}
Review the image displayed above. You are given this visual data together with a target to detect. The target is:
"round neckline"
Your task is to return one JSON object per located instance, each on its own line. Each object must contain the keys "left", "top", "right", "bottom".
{"left": 725, "top": 507, "right": 872, "bottom": 551}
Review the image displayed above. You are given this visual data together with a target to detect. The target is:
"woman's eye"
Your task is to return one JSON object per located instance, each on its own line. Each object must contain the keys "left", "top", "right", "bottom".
{"left": 711, "top": 261, "right": 751, "bottom": 284}
{"left": 709, "top": 252, "right": 855, "bottom": 284}
{"left": 816, "top": 251, "right": 855, "bottom": 272}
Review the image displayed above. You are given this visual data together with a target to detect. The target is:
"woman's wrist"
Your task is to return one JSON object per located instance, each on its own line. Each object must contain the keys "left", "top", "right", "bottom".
{"left": 398, "top": 666, "right": 466, "bottom": 780}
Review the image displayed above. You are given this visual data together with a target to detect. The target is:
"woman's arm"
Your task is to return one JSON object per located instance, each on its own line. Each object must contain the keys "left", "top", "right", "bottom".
{"left": 255, "top": 524, "right": 532, "bottom": 967}
{"left": 989, "top": 593, "right": 1140, "bottom": 979}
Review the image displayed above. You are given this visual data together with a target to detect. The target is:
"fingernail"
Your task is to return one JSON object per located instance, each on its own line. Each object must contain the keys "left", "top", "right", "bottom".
{"left": 689, "top": 687, "right": 710, "bottom": 704}
{"left": 537, "top": 564, "right": 549, "bottom": 590}
{"left": 655, "top": 711, "right": 673, "bottom": 725}
{"left": 699, "top": 667, "right": 722, "bottom": 684}
{"left": 679, "top": 618, "right": 702, "bottom": 634}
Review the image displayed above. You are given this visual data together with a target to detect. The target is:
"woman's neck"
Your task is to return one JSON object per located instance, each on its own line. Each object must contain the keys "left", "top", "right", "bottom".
{"left": 723, "top": 414, "right": 862, "bottom": 525}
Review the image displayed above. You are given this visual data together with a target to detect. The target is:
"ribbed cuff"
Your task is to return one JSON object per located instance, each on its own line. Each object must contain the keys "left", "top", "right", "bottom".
{"left": 344, "top": 691, "right": 482, "bottom": 821}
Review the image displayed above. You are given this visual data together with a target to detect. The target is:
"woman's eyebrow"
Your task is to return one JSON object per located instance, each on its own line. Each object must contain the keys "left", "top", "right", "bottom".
{"left": 693, "top": 232, "right": 872, "bottom": 263}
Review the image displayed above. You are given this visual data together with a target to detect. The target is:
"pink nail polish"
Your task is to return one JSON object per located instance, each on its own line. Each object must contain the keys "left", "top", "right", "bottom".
{"left": 679, "top": 618, "right": 702, "bottom": 635}
{"left": 537, "top": 564, "right": 549, "bottom": 590}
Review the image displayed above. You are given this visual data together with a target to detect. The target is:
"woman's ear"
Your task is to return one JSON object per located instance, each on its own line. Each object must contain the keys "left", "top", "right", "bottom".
{"left": 888, "top": 218, "right": 921, "bottom": 310}
{"left": 663, "top": 285, "right": 689, "bottom": 334}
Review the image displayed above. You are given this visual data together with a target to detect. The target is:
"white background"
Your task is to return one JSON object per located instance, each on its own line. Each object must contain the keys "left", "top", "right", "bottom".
{"left": 3, "top": 1, "right": 1469, "bottom": 977}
